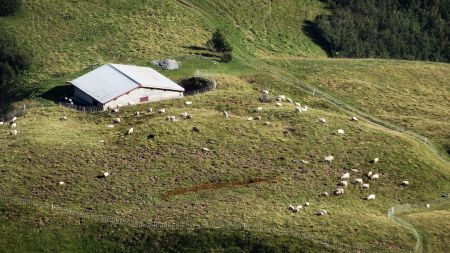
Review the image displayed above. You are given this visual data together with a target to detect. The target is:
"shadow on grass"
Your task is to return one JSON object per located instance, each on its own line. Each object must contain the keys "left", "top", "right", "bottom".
{"left": 302, "top": 20, "right": 333, "bottom": 57}
{"left": 40, "top": 85, "right": 73, "bottom": 103}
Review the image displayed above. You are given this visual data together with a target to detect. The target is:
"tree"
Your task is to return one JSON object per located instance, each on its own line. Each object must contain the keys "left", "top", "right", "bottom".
{"left": 0, "top": 0, "right": 21, "bottom": 16}
{"left": 208, "top": 29, "right": 233, "bottom": 53}
{"left": 0, "top": 33, "right": 33, "bottom": 113}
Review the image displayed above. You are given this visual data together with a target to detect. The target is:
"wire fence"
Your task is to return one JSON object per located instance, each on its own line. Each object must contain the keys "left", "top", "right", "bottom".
{"left": 58, "top": 102, "right": 104, "bottom": 112}
{"left": 0, "top": 195, "right": 385, "bottom": 253}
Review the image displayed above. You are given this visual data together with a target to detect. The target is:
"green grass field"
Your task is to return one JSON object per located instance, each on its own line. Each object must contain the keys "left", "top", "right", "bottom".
{"left": 0, "top": 0, "right": 449, "bottom": 252}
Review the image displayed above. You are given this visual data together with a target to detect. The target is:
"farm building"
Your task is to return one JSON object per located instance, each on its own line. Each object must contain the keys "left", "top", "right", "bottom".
{"left": 69, "top": 63, "right": 185, "bottom": 109}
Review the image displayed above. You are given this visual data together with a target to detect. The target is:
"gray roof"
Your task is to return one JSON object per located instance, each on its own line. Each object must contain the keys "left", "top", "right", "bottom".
{"left": 70, "top": 63, "right": 184, "bottom": 104}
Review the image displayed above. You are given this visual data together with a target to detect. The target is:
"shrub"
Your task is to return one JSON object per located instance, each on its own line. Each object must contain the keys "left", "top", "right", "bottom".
{"left": 0, "top": 0, "right": 21, "bottom": 16}
{"left": 220, "top": 51, "right": 233, "bottom": 63}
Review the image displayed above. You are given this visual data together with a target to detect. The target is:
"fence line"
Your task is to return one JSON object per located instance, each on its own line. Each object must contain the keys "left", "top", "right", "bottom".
{"left": 0, "top": 195, "right": 379, "bottom": 253}
{"left": 58, "top": 102, "right": 104, "bottom": 112}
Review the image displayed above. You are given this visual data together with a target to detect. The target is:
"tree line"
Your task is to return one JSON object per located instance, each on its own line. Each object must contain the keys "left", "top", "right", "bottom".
{"left": 312, "top": 0, "right": 450, "bottom": 62}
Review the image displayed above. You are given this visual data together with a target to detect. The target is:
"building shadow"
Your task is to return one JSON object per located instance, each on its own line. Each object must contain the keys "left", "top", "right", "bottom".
{"left": 40, "top": 84, "right": 73, "bottom": 103}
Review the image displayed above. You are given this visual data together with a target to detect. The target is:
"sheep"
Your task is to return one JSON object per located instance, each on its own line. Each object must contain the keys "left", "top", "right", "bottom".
{"left": 180, "top": 112, "right": 189, "bottom": 119}
{"left": 64, "top": 97, "right": 68, "bottom": 101}
{"left": 339, "top": 181, "right": 348, "bottom": 187}
{"left": 286, "top": 98, "right": 293, "bottom": 103}
{"left": 304, "top": 202, "right": 310, "bottom": 206}
{"left": 295, "top": 102, "right": 301, "bottom": 107}
{"left": 113, "top": 118, "right": 121, "bottom": 124}
{"left": 247, "top": 117, "right": 254, "bottom": 121}
{"left": 425, "top": 204, "right": 430, "bottom": 208}
{"left": 263, "top": 121, "right": 271, "bottom": 125}
{"left": 113, "top": 108, "right": 120, "bottom": 113}
{"left": 185, "top": 101, "right": 193, "bottom": 105}
{"left": 334, "top": 188, "right": 344, "bottom": 195}
{"left": 127, "top": 128, "right": 134, "bottom": 135}
{"left": 147, "top": 108, "right": 153, "bottom": 113}
{"left": 302, "top": 106, "right": 308, "bottom": 112}
{"left": 262, "top": 90, "right": 269, "bottom": 95}
{"left": 401, "top": 181, "right": 409, "bottom": 186}
{"left": 158, "top": 108, "right": 166, "bottom": 114}
{"left": 223, "top": 111, "right": 229, "bottom": 118}
{"left": 0, "top": 121, "right": 3, "bottom": 125}
{"left": 135, "top": 111, "right": 141, "bottom": 116}
{"left": 317, "top": 210, "right": 328, "bottom": 216}
{"left": 202, "top": 147, "right": 210, "bottom": 152}
{"left": 337, "top": 129, "right": 345, "bottom": 134}
{"left": 361, "top": 183, "right": 370, "bottom": 189}
{"left": 60, "top": 116, "right": 68, "bottom": 121}
{"left": 10, "top": 122, "right": 17, "bottom": 128}
{"left": 341, "top": 172, "right": 350, "bottom": 180}
{"left": 353, "top": 178, "right": 363, "bottom": 184}
{"left": 256, "top": 107, "right": 263, "bottom": 112}
{"left": 59, "top": 181, "right": 65, "bottom": 185}
{"left": 295, "top": 107, "right": 302, "bottom": 113}
{"left": 276, "top": 95, "right": 286, "bottom": 101}
{"left": 367, "top": 171, "right": 373, "bottom": 177}
{"left": 324, "top": 155, "right": 334, "bottom": 163}
{"left": 288, "top": 205, "right": 296, "bottom": 212}
{"left": 301, "top": 160, "right": 309, "bottom": 164}
{"left": 351, "top": 169, "right": 359, "bottom": 173}
{"left": 10, "top": 130, "right": 17, "bottom": 136}
{"left": 255, "top": 116, "right": 262, "bottom": 121}
{"left": 107, "top": 124, "right": 115, "bottom": 128}
{"left": 68, "top": 98, "right": 72, "bottom": 103}
{"left": 373, "top": 158, "right": 380, "bottom": 163}
{"left": 275, "top": 102, "right": 283, "bottom": 107}
{"left": 102, "top": 172, "right": 110, "bottom": 178}
{"left": 366, "top": 194, "right": 376, "bottom": 200}
{"left": 370, "top": 174, "right": 380, "bottom": 180}
{"left": 319, "top": 118, "right": 327, "bottom": 124}
{"left": 166, "top": 116, "right": 176, "bottom": 122}
{"left": 351, "top": 116, "right": 359, "bottom": 122}
{"left": 321, "top": 192, "right": 329, "bottom": 197}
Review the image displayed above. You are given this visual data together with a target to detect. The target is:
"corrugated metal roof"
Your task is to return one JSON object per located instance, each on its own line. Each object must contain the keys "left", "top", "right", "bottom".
{"left": 70, "top": 64, "right": 184, "bottom": 104}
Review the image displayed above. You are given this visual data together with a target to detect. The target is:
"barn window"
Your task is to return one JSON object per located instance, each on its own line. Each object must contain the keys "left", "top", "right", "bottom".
{"left": 140, "top": 96, "right": 149, "bottom": 102}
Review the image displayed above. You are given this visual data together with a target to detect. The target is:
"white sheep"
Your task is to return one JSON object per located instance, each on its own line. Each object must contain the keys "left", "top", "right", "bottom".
{"left": 255, "top": 116, "right": 262, "bottom": 121}
{"left": 276, "top": 95, "right": 286, "bottom": 101}
{"left": 353, "top": 178, "right": 363, "bottom": 184}
{"left": 107, "top": 124, "right": 115, "bottom": 128}
{"left": 351, "top": 116, "right": 359, "bottom": 122}
{"left": 286, "top": 98, "right": 293, "bottom": 103}
{"left": 321, "top": 192, "right": 329, "bottom": 196}
{"left": 319, "top": 118, "right": 326, "bottom": 124}
{"left": 10, "top": 122, "right": 17, "bottom": 128}
{"left": 366, "top": 194, "right": 376, "bottom": 200}
{"left": 337, "top": 129, "right": 345, "bottom": 134}
{"left": 180, "top": 112, "right": 189, "bottom": 119}
{"left": 185, "top": 101, "right": 193, "bottom": 105}
{"left": 113, "top": 108, "right": 120, "bottom": 113}
{"left": 361, "top": 183, "right": 370, "bottom": 189}
{"left": 262, "top": 90, "right": 269, "bottom": 95}
{"left": 247, "top": 117, "right": 253, "bottom": 121}
{"left": 0, "top": 121, "right": 3, "bottom": 125}
{"left": 302, "top": 106, "right": 308, "bottom": 112}
{"left": 60, "top": 116, "right": 68, "bottom": 120}
{"left": 370, "top": 174, "right": 380, "bottom": 180}
{"left": 373, "top": 158, "right": 380, "bottom": 163}
{"left": 223, "top": 111, "right": 229, "bottom": 118}
{"left": 135, "top": 111, "right": 140, "bottom": 116}
{"left": 367, "top": 171, "right": 373, "bottom": 177}
{"left": 295, "top": 102, "right": 301, "bottom": 107}
{"left": 317, "top": 210, "right": 328, "bottom": 216}
{"left": 103, "top": 172, "right": 110, "bottom": 178}
{"left": 263, "top": 121, "right": 271, "bottom": 125}
{"left": 275, "top": 102, "right": 283, "bottom": 107}
{"left": 113, "top": 118, "right": 121, "bottom": 124}
{"left": 304, "top": 202, "right": 310, "bottom": 206}
{"left": 147, "top": 108, "right": 153, "bottom": 113}
{"left": 58, "top": 181, "right": 65, "bottom": 185}
{"left": 68, "top": 98, "right": 72, "bottom": 102}
{"left": 202, "top": 147, "right": 210, "bottom": 152}
{"left": 166, "top": 116, "right": 176, "bottom": 122}
{"left": 127, "top": 128, "right": 134, "bottom": 135}
{"left": 425, "top": 204, "right": 430, "bottom": 208}
{"left": 301, "top": 160, "right": 309, "bottom": 164}
{"left": 10, "top": 130, "right": 18, "bottom": 136}
{"left": 351, "top": 169, "right": 359, "bottom": 173}
{"left": 339, "top": 181, "right": 348, "bottom": 187}
{"left": 401, "top": 181, "right": 409, "bottom": 186}
{"left": 295, "top": 107, "right": 302, "bottom": 113}
{"left": 334, "top": 188, "right": 344, "bottom": 195}
{"left": 158, "top": 108, "right": 166, "bottom": 114}
{"left": 324, "top": 155, "right": 334, "bottom": 163}
{"left": 341, "top": 172, "right": 350, "bottom": 180}
{"left": 256, "top": 107, "right": 263, "bottom": 112}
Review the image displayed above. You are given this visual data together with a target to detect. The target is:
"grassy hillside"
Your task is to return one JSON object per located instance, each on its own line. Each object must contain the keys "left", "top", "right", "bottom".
{"left": 1, "top": 0, "right": 450, "bottom": 252}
